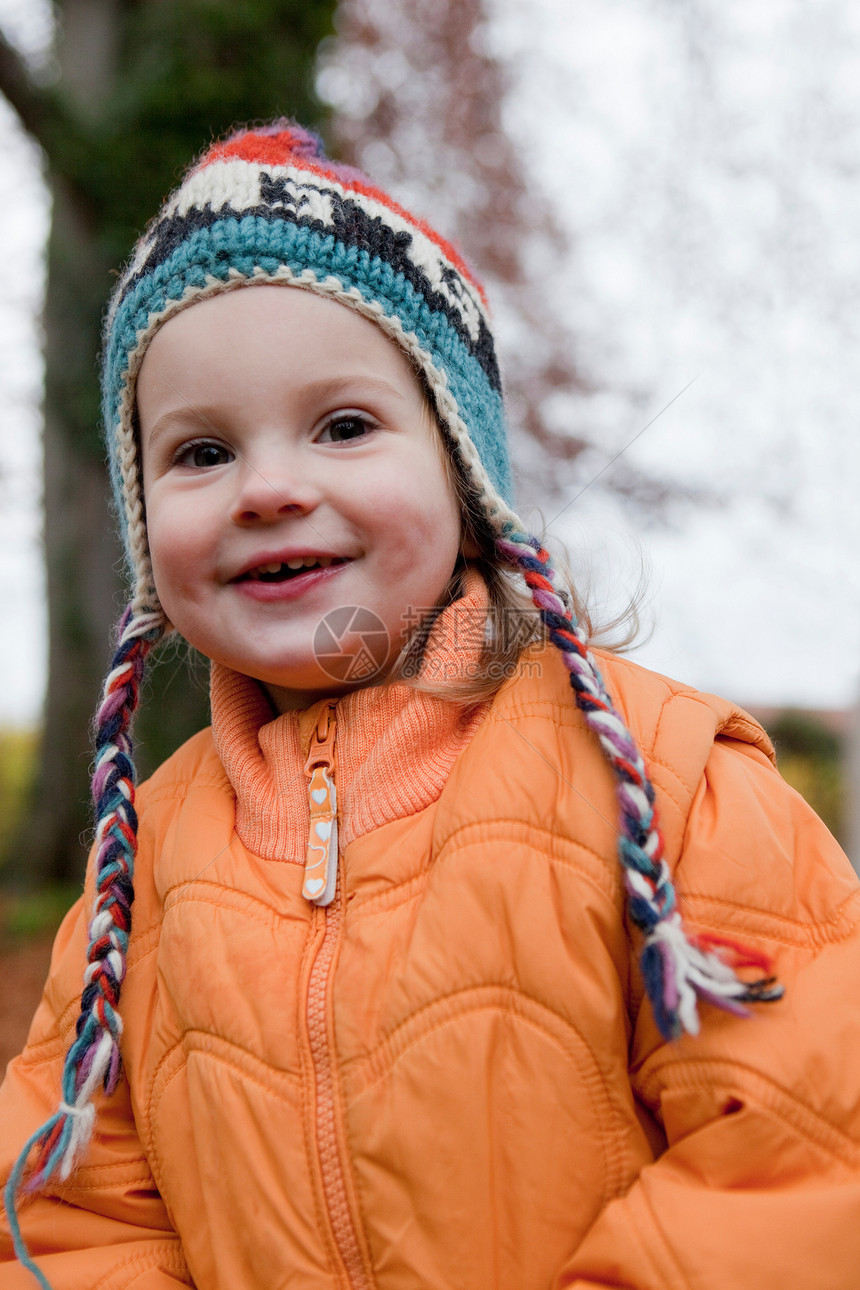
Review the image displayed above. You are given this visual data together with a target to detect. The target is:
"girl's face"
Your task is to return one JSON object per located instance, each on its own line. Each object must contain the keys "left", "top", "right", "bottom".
{"left": 138, "top": 286, "right": 466, "bottom": 712}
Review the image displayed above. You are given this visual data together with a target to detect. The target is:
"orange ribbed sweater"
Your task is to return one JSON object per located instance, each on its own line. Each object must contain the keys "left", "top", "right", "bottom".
{"left": 210, "top": 568, "right": 493, "bottom": 857}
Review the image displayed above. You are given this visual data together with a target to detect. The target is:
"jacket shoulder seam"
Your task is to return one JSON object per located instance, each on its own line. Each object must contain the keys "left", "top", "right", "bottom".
{"left": 679, "top": 887, "right": 860, "bottom": 949}
{"left": 140, "top": 771, "right": 232, "bottom": 809}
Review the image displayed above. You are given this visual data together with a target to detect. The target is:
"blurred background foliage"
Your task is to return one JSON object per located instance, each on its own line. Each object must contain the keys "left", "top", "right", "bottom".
{"left": 768, "top": 710, "right": 845, "bottom": 842}
{"left": 0, "top": 0, "right": 854, "bottom": 901}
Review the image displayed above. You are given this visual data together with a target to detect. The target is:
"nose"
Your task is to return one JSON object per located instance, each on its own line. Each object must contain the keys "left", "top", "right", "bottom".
{"left": 229, "top": 449, "right": 322, "bottom": 525}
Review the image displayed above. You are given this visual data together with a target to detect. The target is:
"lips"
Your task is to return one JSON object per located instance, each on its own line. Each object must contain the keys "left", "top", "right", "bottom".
{"left": 230, "top": 553, "right": 352, "bottom": 603}
{"left": 242, "top": 556, "right": 344, "bottom": 583}
{"left": 233, "top": 554, "right": 349, "bottom": 583}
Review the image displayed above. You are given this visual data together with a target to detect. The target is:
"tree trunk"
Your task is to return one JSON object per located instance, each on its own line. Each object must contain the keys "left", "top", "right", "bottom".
{"left": 5, "top": 0, "right": 123, "bottom": 887}
{"left": 0, "top": 0, "right": 338, "bottom": 887}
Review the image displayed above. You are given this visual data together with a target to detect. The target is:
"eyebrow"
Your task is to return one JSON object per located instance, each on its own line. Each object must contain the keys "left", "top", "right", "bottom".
{"left": 142, "top": 403, "right": 222, "bottom": 455}
{"left": 142, "top": 373, "right": 411, "bottom": 451}
{"left": 296, "top": 374, "right": 411, "bottom": 403}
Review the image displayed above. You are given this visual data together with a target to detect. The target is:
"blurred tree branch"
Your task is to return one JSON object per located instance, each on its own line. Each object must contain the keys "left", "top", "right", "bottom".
{"left": 324, "top": 0, "right": 592, "bottom": 488}
{"left": 323, "top": 0, "right": 694, "bottom": 514}
{"left": 0, "top": 28, "right": 57, "bottom": 150}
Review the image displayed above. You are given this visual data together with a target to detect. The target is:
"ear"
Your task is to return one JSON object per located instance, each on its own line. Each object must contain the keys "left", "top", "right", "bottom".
{"left": 460, "top": 534, "right": 481, "bottom": 559}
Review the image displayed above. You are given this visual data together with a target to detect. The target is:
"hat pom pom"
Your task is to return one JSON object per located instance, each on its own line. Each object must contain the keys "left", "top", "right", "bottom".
{"left": 206, "top": 120, "right": 327, "bottom": 169}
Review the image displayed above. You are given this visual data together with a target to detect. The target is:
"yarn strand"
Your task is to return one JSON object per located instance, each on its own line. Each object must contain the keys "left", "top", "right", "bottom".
{"left": 497, "top": 530, "right": 784, "bottom": 1040}
{"left": 4, "top": 607, "right": 162, "bottom": 1286}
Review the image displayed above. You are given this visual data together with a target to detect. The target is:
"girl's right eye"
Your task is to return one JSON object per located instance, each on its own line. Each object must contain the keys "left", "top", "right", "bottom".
{"left": 174, "top": 440, "right": 233, "bottom": 469}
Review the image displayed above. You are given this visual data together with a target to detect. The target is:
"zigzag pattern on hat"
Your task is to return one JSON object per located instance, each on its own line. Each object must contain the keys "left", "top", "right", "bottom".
{"left": 114, "top": 165, "right": 501, "bottom": 388}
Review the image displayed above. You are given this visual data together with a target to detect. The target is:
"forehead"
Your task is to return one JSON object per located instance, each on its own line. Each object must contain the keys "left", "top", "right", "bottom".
{"left": 134, "top": 287, "right": 450, "bottom": 483}
{"left": 139, "top": 284, "right": 424, "bottom": 390}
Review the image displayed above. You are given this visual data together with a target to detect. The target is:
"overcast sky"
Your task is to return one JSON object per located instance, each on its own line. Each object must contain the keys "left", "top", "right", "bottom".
{"left": 496, "top": 0, "right": 860, "bottom": 708}
{"left": 1, "top": 0, "right": 859, "bottom": 723}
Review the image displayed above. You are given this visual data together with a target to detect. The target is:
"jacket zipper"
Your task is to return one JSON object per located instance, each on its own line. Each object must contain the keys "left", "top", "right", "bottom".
{"left": 304, "top": 704, "right": 373, "bottom": 1289}
{"left": 303, "top": 702, "right": 339, "bottom": 906}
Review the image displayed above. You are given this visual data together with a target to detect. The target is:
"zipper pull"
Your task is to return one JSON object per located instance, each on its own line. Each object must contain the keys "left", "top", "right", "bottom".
{"left": 303, "top": 702, "right": 338, "bottom": 906}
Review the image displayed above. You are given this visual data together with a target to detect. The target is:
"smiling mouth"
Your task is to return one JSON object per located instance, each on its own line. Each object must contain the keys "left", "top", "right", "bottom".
{"left": 241, "top": 556, "right": 347, "bottom": 583}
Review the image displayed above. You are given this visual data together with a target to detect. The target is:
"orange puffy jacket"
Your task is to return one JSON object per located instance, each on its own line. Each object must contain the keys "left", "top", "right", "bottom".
{"left": 2, "top": 612, "right": 860, "bottom": 1288}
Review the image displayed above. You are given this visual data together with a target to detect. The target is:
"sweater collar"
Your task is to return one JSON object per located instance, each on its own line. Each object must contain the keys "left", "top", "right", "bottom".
{"left": 210, "top": 568, "right": 492, "bottom": 860}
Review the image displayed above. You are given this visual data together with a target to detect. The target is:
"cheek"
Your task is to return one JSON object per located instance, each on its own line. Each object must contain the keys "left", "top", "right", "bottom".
{"left": 423, "top": 470, "right": 465, "bottom": 556}
{"left": 145, "top": 494, "right": 208, "bottom": 605}
{"left": 374, "top": 473, "right": 462, "bottom": 566}
{"left": 394, "top": 481, "right": 465, "bottom": 602}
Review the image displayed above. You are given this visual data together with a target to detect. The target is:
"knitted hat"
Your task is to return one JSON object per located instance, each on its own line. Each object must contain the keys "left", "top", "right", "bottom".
{"left": 101, "top": 121, "right": 517, "bottom": 615}
{"left": 6, "top": 123, "right": 781, "bottom": 1277}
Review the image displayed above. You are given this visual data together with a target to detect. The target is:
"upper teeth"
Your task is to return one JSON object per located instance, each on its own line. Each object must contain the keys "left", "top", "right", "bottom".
{"left": 256, "top": 556, "right": 334, "bottom": 573}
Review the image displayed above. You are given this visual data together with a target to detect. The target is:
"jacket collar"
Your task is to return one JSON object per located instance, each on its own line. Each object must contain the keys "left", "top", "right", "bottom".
{"left": 210, "top": 569, "right": 492, "bottom": 860}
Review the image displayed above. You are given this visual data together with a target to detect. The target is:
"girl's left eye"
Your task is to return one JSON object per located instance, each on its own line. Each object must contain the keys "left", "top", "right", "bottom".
{"left": 317, "top": 415, "right": 374, "bottom": 445}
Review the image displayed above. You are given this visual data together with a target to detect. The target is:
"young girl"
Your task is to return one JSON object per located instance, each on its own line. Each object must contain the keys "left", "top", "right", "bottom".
{"left": 2, "top": 122, "right": 859, "bottom": 1290}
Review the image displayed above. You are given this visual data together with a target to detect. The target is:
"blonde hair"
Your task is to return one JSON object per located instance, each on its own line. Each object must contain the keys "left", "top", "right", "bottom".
{"left": 392, "top": 427, "right": 595, "bottom": 702}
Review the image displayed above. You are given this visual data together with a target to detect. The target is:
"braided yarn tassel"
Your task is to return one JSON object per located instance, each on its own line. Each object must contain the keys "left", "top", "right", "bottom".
{"left": 4, "top": 607, "right": 162, "bottom": 1287}
{"left": 497, "top": 530, "right": 784, "bottom": 1041}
